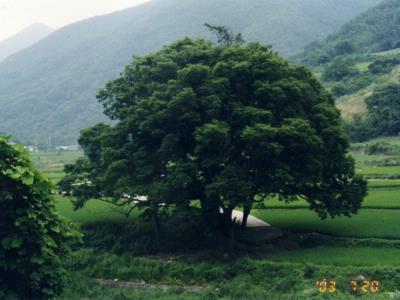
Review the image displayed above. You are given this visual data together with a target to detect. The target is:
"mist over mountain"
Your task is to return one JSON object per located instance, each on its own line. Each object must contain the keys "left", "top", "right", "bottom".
{"left": 0, "top": 0, "right": 381, "bottom": 146}
{"left": 0, "top": 23, "right": 53, "bottom": 63}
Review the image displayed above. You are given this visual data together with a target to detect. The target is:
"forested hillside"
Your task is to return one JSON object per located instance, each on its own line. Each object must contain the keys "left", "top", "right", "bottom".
{"left": 0, "top": 0, "right": 380, "bottom": 146}
{"left": 296, "top": 0, "right": 400, "bottom": 141}
{"left": 298, "top": 0, "right": 400, "bottom": 66}
{"left": 0, "top": 23, "right": 53, "bottom": 62}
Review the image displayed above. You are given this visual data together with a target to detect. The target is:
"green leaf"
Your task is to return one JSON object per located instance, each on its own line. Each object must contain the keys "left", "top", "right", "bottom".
{"left": 31, "top": 256, "right": 45, "bottom": 265}
{"left": 51, "top": 226, "right": 61, "bottom": 233}
{"left": 21, "top": 173, "right": 34, "bottom": 186}
{"left": 1, "top": 237, "right": 23, "bottom": 249}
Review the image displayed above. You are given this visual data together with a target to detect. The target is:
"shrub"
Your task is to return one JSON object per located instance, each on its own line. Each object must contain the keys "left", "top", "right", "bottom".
{"left": 331, "top": 82, "right": 350, "bottom": 97}
{"left": 322, "top": 56, "right": 359, "bottom": 81}
{"left": 0, "top": 136, "right": 80, "bottom": 299}
{"left": 368, "top": 56, "right": 400, "bottom": 74}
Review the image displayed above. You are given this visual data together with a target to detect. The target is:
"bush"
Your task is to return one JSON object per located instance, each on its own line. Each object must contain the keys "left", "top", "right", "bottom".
{"left": 366, "top": 142, "right": 395, "bottom": 155}
{"left": 331, "top": 83, "right": 350, "bottom": 97}
{"left": 343, "top": 115, "right": 372, "bottom": 142}
{"left": 368, "top": 56, "right": 400, "bottom": 74}
{"left": 366, "top": 84, "right": 400, "bottom": 137}
{"left": 0, "top": 136, "right": 80, "bottom": 299}
{"left": 322, "top": 56, "right": 359, "bottom": 81}
{"left": 334, "top": 40, "right": 355, "bottom": 56}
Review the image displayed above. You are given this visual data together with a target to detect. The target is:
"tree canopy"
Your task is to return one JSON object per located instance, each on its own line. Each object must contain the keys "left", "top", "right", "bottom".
{"left": 0, "top": 136, "right": 79, "bottom": 299}
{"left": 59, "top": 35, "right": 366, "bottom": 232}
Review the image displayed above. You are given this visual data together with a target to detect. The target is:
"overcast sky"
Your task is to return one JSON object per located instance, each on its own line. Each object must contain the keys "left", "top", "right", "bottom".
{"left": 0, "top": 0, "right": 150, "bottom": 42}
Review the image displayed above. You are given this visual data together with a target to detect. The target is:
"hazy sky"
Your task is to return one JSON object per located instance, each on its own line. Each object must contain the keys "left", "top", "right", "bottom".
{"left": 0, "top": 0, "right": 150, "bottom": 42}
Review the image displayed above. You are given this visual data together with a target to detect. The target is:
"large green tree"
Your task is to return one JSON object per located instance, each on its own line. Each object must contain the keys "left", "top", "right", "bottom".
{"left": 60, "top": 33, "right": 366, "bottom": 232}
{"left": 0, "top": 136, "right": 79, "bottom": 299}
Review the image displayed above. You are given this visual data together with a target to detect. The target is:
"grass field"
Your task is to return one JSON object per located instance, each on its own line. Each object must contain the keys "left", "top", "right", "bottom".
{"left": 267, "top": 246, "right": 400, "bottom": 266}
{"left": 357, "top": 166, "right": 400, "bottom": 178}
{"left": 56, "top": 197, "right": 131, "bottom": 224}
{"left": 31, "top": 149, "right": 82, "bottom": 183}
{"left": 254, "top": 209, "right": 400, "bottom": 239}
{"left": 263, "top": 189, "right": 400, "bottom": 209}
{"left": 28, "top": 146, "right": 400, "bottom": 299}
{"left": 368, "top": 180, "right": 400, "bottom": 188}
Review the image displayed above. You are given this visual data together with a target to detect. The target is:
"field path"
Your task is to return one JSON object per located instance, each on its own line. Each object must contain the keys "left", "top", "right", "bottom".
{"left": 95, "top": 279, "right": 206, "bottom": 292}
{"left": 231, "top": 210, "right": 283, "bottom": 240}
{"left": 231, "top": 210, "right": 270, "bottom": 227}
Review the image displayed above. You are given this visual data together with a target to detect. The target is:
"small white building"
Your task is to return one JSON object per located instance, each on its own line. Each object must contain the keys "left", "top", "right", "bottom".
{"left": 25, "top": 145, "right": 38, "bottom": 152}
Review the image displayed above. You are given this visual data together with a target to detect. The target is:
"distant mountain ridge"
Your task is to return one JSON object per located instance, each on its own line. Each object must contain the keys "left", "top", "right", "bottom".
{"left": 0, "top": 0, "right": 382, "bottom": 146}
{"left": 0, "top": 23, "right": 53, "bottom": 63}
{"left": 297, "top": 0, "right": 400, "bottom": 66}
{"left": 294, "top": 0, "right": 400, "bottom": 125}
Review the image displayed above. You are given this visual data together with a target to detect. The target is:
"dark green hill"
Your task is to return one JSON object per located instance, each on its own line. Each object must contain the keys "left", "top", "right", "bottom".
{"left": 0, "top": 0, "right": 381, "bottom": 145}
{"left": 298, "top": 0, "right": 400, "bottom": 66}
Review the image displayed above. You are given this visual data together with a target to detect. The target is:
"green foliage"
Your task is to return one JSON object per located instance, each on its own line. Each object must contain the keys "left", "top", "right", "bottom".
{"left": 60, "top": 273, "right": 214, "bottom": 300}
{"left": 366, "top": 84, "right": 400, "bottom": 136}
{"left": 333, "top": 40, "right": 356, "bottom": 56}
{"left": 369, "top": 56, "right": 400, "bottom": 74}
{"left": 365, "top": 142, "right": 399, "bottom": 155}
{"left": 62, "top": 248, "right": 400, "bottom": 299}
{"left": 203, "top": 23, "right": 244, "bottom": 46}
{"left": 331, "top": 82, "right": 350, "bottom": 97}
{"left": 79, "top": 208, "right": 223, "bottom": 256}
{"left": 322, "top": 56, "right": 359, "bottom": 81}
{"left": 344, "top": 115, "right": 371, "bottom": 142}
{"left": 327, "top": 53, "right": 400, "bottom": 102}
{"left": 59, "top": 36, "right": 366, "bottom": 234}
{"left": 346, "top": 84, "right": 400, "bottom": 141}
{"left": 0, "top": 136, "right": 80, "bottom": 299}
{"left": 298, "top": 0, "right": 400, "bottom": 66}
{"left": 0, "top": 0, "right": 381, "bottom": 145}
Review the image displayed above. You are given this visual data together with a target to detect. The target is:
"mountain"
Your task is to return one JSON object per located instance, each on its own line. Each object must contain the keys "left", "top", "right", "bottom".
{"left": 0, "top": 23, "right": 53, "bottom": 63}
{"left": 295, "top": 0, "right": 400, "bottom": 126}
{"left": 298, "top": 0, "right": 400, "bottom": 66}
{"left": 0, "top": 0, "right": 382, "bottom": 146}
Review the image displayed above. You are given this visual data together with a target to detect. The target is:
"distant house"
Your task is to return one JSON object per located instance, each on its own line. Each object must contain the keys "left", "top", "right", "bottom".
{"left": 25, "top": 145, "right": 38, "bottom": 152}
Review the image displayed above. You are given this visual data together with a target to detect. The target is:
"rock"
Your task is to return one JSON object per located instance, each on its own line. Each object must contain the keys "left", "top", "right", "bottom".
{"left": 352, "top": 275, "right": 366, "bottom": 281}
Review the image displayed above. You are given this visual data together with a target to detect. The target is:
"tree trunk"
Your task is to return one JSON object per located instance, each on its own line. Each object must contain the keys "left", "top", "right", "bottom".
{"left": 199, "top": 198, "right": 220, "bottom": 229}
{"left": 241, "top": 205, "right": 251, "bottom": 228}
{"left": 220, "top": 207, "right": 234, "bottom": 235}
{"left": 221, "top": 207, "right": 235, "bottom": 250}
{"left": 241, "top": 196, "right": 254, "bottom": 228}
{"left": 222, "top": 207, "right": 233, "bottom": 225}
{"left": 152, "top": 210, "right": 162, "bottom": 246}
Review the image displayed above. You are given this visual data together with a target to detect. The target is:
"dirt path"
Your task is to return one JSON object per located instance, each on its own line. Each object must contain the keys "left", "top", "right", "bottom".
{"left": 231, "top": 210, "right": 283, "bottom": 241}
{"left": 95, "top": 279, "right": 206, "bottom": 293}
{"left": 231, "top": 210, "right": 270, "bottom": 228}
